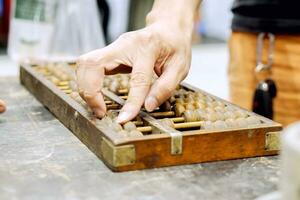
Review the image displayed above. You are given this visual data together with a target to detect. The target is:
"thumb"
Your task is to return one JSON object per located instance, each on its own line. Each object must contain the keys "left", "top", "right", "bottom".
{"left": 145, "top": 66, "right": 184, "bottom": 112}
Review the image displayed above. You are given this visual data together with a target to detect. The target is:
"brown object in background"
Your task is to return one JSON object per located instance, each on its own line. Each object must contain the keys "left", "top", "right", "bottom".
{"left": 228, "top": 32, "right": 300, "bottom": 126}
{"left": 0, "top": 99, "right": 6, "bottom": 113}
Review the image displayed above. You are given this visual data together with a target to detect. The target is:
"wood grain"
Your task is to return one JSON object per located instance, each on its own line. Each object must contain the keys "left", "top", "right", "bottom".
{"left": 20, "top": 64, "right": 282, "bottom": 172}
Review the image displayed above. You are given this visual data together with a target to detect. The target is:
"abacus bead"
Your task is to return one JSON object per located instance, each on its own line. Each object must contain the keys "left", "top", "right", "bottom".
{"left": 103, "top": 78, "right": 111, "bottom": 87}
{"left": 128, "top": 130, "right": 143, "bottom": 137}
{"left": 109, "top": 81, "right": 119, "bottom": 93}
{"left": 206, "top": 101, "right": 215, "bottom": 108}
{"left": 206, "top": 107, "right": 215, "bottom": 113}
{"left": 225, "top": 106, "right": 236, "bottom": 112}
{"left": 175, "top": 103, "right": 185, "bottom": 116}
{"left": 216, "top": 112, "right": 225, "bottom": 121}
{"left": 196, "top": 98, "right": 206, "bottom": 105}
{"left": 235, "top": 118, "right": 248, "bottom": 127}
{"left": 185, "top": 103, "right": 195, "bottom": 111}
{"left": 135, "top": 116, "right": 142, "bottom": 122}
{"left": 185, "top": 96, "right": 194, "bottom": 103}
{"left": 234, "top": 110, "right": 248, "bottom": 118}
{"left": 217, "top": 101, "right": 226, "bottom": 107}
{"left": 59, "top": 73, "right": 70, "bottom": 81}
{"left": 213, "top": 120, "right": 227, "bottom": 129}
{"left": 195, "top": 109, "right": 207, "bottom": 121}
{"left": 195, "top": 91, "right": 204, "bottom": 98}
{"left": 183, "top": 110, "right": 197, "bottom": 122}
{"left": 215, "top": 106, "right": 225, "bottom": 112}
{"left": 205, "top": 96, "right": 214, "bottom": 102}
{"left": 225, "top": 118, "right": 236, "bottom": 127}
{"left": 123, "top": 121, "right": 137, "bottom": 131}
{"left": 212, "top": 101, "right": 220, "bottom": 107}
{"left": 120, "top": 79, "right": 128, "bottom": 89}
{"left": 178, "top": 89, "right": 187, "bottom": 95}
{"left": 202, "top": 121, "right": 213, "bottom": 130}
{"left": 176, "top": 98, "right": 185, "bottom": 104}
{"left": 206, "top": 112, "right": 218, "bottom": 122}
{"left": 246, "top": 116, "right": 261, "bottom": 125}
{"left": 194, "top": 102, "right": 206, "bottom": 109}
{"left": 224, "top": 111, "right": 236, "bottom": 119}
{"left": 161, "top": 101, "right": 172, "bottom": 111}
{"left": 49, "top": 76, "right": 60, "bottom": 85}
{"left": 169, "top": 96, "right": 176, "bottom": 103}
{"left": 186, "top": 91, "right": 194, "bottom": 97}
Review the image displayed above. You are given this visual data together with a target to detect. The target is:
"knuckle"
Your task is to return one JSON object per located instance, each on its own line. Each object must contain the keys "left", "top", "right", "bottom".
{"left": 127, "top": 94, "right": 142, "bottom": 105}
{"left": 138, "top": 31, "right": 154, "bottom": 43}
{"left": 130, "top": 72, "right": 151, "bottom": 88}
{"left": 119, "top": 30, "right": 155, "bottom": 47}
{"left": 118, "top": 31, "right": 136, "bottom": 41}
{"left": 162, "top": 84, "right": 174, "bottom": 98}
{"left": 77, "top": 50, "right": 111, "bottom": 67}
{"left": 156, "top": 83, "right": 174, "bottom": 102}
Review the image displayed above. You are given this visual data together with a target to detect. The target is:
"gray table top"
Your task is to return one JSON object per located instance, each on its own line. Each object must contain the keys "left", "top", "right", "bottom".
{"left": 0, "top": 77, "right": 280, "bottom": 200}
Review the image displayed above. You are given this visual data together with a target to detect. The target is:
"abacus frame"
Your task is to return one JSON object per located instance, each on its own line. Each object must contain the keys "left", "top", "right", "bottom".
{"left": 20, "top": 63, "right": 282, "bottom": 172}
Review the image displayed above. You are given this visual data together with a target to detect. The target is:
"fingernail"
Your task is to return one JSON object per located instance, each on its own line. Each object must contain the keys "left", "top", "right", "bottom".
{"left": 93, "top": 108, "right": 105, "bottom": 118}
{"left": 145, "top": 96, "right": 158, "bottom": 112}
{"left": 116, "top": 111, "right": 130, "bottom": 124}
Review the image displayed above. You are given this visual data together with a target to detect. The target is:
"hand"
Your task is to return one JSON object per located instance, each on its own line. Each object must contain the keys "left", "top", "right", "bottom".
{"left": 76, "top": 0, "right": 198, "bottom": 123}
{"left": 0, "top": 99, "right": 6, "bottom": 113}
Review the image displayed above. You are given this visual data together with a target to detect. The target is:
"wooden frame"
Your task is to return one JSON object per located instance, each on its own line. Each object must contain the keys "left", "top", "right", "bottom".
{"left": 20, "top": 64, "right": 282, "bottom": 172}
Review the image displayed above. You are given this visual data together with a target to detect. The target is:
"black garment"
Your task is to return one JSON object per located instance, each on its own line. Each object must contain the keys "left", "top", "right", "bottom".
{"left": 97, "top": 0, "right": 110, "bottom": 44}
{"left": 232, "top": 0, "right": 300, "bottom": 33}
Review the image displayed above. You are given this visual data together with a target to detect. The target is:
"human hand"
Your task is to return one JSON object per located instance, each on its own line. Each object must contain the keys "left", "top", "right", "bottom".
{"left": 76, "top": 0, "right": 198, "bottom": 123}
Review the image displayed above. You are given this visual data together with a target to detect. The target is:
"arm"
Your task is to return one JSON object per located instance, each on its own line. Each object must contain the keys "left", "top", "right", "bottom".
{"left": 76, "top": 0, "right": 202, "bottom": 123}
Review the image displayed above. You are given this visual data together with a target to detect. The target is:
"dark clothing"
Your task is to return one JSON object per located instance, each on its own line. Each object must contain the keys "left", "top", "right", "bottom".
{"left": 231, "top": 0, "right": 300, "bottom": 33}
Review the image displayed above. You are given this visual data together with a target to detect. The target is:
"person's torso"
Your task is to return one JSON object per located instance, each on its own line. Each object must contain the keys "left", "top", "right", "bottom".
{"left": 232, "top": 0, "right": 300, "bottom": 33}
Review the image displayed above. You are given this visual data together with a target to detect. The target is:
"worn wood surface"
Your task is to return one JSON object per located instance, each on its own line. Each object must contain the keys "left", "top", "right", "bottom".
{"left": 0, "top": 77, "right": 280, "bottom": 200}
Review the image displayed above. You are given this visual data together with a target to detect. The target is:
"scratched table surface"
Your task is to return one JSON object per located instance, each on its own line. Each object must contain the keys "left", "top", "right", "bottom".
{"left": 0, "top": 77, "right": 280, "bottom": 200}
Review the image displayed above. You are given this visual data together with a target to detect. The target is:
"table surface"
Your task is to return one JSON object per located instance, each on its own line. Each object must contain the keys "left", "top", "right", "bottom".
{"left": 0, "top": 77, "right": 280, "bottom": 200}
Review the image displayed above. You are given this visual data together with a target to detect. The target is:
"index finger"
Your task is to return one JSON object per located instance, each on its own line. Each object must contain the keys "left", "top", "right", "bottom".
{"left": 76, "top": 63, "right": 106, "bottom": 117}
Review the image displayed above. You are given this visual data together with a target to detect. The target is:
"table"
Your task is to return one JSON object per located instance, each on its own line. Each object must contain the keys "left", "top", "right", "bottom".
{"left": 0, "top": 77, "right": 280, "bottom": 200}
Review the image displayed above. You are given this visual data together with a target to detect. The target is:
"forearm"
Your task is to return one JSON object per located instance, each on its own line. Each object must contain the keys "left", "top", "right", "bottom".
{"left": 146, "top": 0, "right": 201, "bottom": 35}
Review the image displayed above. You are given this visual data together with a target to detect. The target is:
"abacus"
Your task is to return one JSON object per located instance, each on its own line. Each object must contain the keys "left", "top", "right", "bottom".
{"left": 20, "top": 62, "right": 282, "bottom": 172}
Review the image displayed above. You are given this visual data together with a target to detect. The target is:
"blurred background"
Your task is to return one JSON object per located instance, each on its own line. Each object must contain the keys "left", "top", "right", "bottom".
{"left": 0, "top": 0, "right": 234, "bottom": 99}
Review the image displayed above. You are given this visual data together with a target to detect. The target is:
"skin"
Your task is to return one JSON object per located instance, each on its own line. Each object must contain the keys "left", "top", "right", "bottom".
{"left": 0, "top": 99, "right": 6, "bottom": 113}
{"left": 76, "top": 0, "right": 201, "bottom": 123}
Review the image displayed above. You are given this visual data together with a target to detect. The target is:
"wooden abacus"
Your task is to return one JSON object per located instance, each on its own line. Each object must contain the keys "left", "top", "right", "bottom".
{"left": 20, "top": 62, "right": 282, "bottom": 172}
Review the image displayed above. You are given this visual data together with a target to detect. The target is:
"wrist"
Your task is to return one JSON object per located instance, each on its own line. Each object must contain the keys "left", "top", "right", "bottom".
{"left": 145, "top": 0, "right": 199, "bottom": 41}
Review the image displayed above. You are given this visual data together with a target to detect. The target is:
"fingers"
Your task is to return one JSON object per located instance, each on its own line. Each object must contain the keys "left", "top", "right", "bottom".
{"left": 0, "top": 99, "right": 6, "bottom": 113}
{"left": 116, "top": 57, "right": 155, "bottom": 123}
{"left": 77, "top": 65, "right": 107, "bottom": 117}
{"left": 145, "top": 64, "right": 187, "bottom": 112}
{"left": 76, "top": 37, "right": 130, "bottom": 117}
{"left": 76, "top": 31, "right": 142, "bottom": 118}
